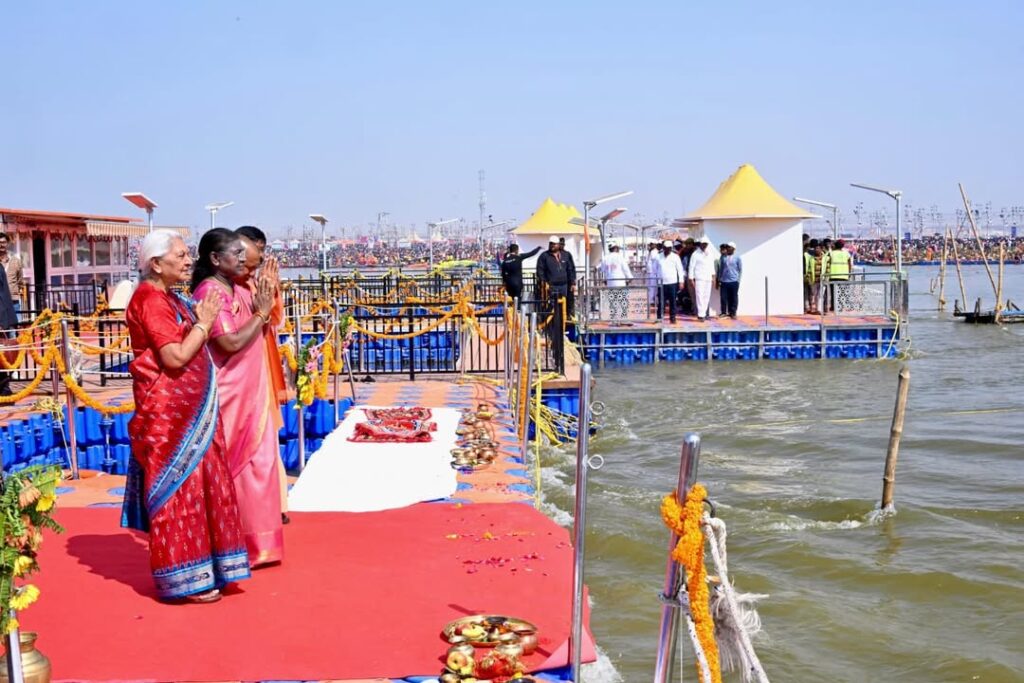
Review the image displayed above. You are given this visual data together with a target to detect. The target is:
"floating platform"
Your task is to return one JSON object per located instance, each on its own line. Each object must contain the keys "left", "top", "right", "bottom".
{"left": 0, "top": 381, "right": 582, "bottom": 477}
{"left": 582, "top": 314, "right": 902, "bottom": 364}
{"left": 20, "top": 379, "right": 591, "bottom": 682}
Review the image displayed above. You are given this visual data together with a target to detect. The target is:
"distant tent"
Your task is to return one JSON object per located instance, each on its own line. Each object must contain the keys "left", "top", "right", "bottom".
{"left": 675, "top": 164, "right": 818, "bottom": 316}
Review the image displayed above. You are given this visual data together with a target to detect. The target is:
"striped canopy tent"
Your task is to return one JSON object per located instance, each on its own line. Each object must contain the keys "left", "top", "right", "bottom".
{"left": 0, "top": 206, "right": 191, "bottom": 294}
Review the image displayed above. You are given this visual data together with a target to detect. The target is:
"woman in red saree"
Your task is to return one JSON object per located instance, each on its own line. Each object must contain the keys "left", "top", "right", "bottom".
{"left": 191, "top": 228, "right": 284, "bottom": 567}
{"left": 121, "top": 230, "right": 251, "bottom": 603}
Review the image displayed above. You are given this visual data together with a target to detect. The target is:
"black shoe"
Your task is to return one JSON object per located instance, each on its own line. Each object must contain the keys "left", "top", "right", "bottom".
{"left": 281, "top": 513, "right": 291, "bottom": 525}
{"left": 0, "top": 388, "right": 11, "bottom": 397}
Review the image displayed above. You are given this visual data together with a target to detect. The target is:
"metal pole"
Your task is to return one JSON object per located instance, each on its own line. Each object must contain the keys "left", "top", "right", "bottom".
{"left": 210, "top": 209, "right": 215, "bottom": 230}
{"left": 519, "top": 313, "right": 537, "bottom": 458}
{"left": 60, "top": 319, "right": 79, "bottom": 479}
{"left": 569, "top": 362, "right": 593, "bottom": 683}
{"left": 4, "top": 613, "right": 25, "bottom": 683}
{"left": 321, "top": 222, "right": 327, "bottom": 274}
{"left": 653, "top": 432, "right": 703, "bottom": 683}
{"left": 332, "top": 304, "right": 341, "bottom": 424}
{"left": 147, "top": 208, "right": 153, "bottom": 233}
{"left": 511, "top": 306, "right": 524, "bottom": 425}
{"left": 833, "top": 205, "right": 839, "bottom": 240}
{"left": 895, "top": 193, "right": 902, "bottom": 277}
{"left": 764, "top": 276, "right": 769, "bottom": 326}
{"left": 346, "top": 347, "right": 358, "bottom": 404}
{"left": 582, "top": 203, "right": 591, "bottom": 337}
{"left": 293, "top": 305, "right": 306, "bottom": 471}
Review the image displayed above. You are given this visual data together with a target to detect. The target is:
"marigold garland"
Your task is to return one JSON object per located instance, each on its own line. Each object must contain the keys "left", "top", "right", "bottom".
{"left": 661, "top": 483, "right": 722, "bottom": 683}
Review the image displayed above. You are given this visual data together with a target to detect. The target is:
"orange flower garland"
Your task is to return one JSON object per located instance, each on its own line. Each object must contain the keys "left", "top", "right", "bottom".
{"left": 661, "top": 484, "right": 721, "bottom": 683}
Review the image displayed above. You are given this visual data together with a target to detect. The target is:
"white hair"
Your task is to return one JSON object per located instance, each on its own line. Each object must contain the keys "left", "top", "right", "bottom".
{"left": 139, "top": 229, "right": 184, "bottom": 276}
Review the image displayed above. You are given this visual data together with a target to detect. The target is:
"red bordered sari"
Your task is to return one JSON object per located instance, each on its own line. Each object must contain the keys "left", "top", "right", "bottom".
{"left": 121, "top": 282, "right": 251, "bottom": 599}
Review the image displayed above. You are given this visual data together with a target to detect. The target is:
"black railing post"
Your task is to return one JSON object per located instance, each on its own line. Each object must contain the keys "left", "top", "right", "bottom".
{"left": 408, "top": 307, "right": 416, "bottom": 381}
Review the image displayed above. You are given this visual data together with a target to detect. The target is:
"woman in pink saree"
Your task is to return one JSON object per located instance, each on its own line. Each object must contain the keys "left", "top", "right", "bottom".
{"left": 191, "top": 228, "right": 283, "bottom": 567}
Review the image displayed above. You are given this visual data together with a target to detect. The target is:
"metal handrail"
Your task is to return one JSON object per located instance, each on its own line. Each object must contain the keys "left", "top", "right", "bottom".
{"left": 569, "top": 362, "right": 595, "bottom": 682}
{"left": 653, "top": 432, "right": 702, "bottom": 683}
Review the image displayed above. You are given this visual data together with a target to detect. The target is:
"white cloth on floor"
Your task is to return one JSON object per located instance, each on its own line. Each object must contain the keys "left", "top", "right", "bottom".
{"left": 287, "top": 406, "right": 460, "bottom": 512}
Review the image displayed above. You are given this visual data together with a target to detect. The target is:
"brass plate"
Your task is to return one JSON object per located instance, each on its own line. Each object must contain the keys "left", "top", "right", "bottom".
{"left": 442, "top": 614, "right": 538, "bottom": 647}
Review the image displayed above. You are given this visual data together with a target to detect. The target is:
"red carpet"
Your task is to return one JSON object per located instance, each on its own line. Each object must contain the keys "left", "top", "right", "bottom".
{"left": 26, "top": 505, "right": 594, "bottom": 682}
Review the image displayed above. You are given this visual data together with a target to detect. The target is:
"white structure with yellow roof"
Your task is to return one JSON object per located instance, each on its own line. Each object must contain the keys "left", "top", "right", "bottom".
{"left": 509, "top": 197, "right": 600, "bottom": 272}
{"left": 676, "top": 164, "right": 816, "bottom": 316}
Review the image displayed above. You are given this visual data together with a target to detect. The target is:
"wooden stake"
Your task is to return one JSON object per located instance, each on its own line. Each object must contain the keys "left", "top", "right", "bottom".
{"left": 937, "top": 230, "right": 948, "bottom": 310}
{"left": 958, "top": 183, "right": 998, "bottom": 297}
{"left": 949, "top": 228, "right": 968, "bottom": 311}
{"left": 995, "top": 243, "right": 1005, "bottom": 323}
{"left": 881, "top": 365, "right": 911, "bottom": 510}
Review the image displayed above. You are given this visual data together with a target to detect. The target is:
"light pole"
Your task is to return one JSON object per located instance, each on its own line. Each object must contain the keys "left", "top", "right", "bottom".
{"left": 571, "top": 206, "right": 627, "bottom": 259}
{"left": 793, "top": 197, "right": 838, "bottom": 239}
{"left": 479, "top": 220, "right": 512, "bottom": 256}
{"left": 205, "top": 201, "right": 234, "bottom": 230}
{"left": 582, "top": 191, "right": 633, "bottom": 280}
{"left": 310, "top": 214, "right": 329, "bottom": 273}
{"left": 426, "top": 218, "right": 457, "bottom": 271}
{"left": 851, "top": 183, "right": 903, "bottom": 274}
{"left": 122, "top": 192, "right": 157, "bottom": 232}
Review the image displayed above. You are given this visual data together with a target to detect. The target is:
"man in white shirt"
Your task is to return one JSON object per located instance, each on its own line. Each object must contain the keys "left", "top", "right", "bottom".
{"left": 659, "top": 240, "right": 685, "bottom": 323}
{"left": 601, "top": 241, "right": 633, "bottom": 287}
{"left": 688, "top": 236, "right": 717, "bottom": 321}
{"left": 646, "top": 242, "right": 663, "bottom": 311}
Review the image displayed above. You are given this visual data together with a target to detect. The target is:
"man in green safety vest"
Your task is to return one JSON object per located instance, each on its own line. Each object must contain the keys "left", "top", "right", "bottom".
{"left": 825, "top": 239, "right": 852, "bottom": 312}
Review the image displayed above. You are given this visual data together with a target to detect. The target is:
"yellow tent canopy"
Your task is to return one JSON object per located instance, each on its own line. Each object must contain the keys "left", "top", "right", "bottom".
{"left": 684, "top": 164, "right": 816, "bottom": 221}
{"left": 510, "top": 197, "right": 585, "bottom": 235}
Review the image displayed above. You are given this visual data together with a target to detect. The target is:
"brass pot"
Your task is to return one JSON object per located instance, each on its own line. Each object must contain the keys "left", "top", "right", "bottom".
{"left": 0, "top": 632, "right": 51, "bottom": 683}
{"left": 495, "top": 640, "right": 524, "bottom": 660}
{"left": 512, "top": 627, "right": 538, "bottom": 655}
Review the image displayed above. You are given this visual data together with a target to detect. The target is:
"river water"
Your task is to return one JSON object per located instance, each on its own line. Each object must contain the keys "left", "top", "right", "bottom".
{"left": 538, "top": 266, "right": 1024, "bottom": 682}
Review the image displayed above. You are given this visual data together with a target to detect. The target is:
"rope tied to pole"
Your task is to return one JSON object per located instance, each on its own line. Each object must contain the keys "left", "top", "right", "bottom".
{"left": 661, "top": 483, "right": 722, "bottom": 683}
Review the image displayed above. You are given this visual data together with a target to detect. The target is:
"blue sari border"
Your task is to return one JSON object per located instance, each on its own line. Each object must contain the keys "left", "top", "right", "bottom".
{"left": 153, "top": 550, "right": 251, "bottom": 598}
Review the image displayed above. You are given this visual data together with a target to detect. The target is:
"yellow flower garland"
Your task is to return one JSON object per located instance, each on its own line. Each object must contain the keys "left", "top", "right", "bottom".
{"left": 661, "top": 484, "right": 721, "bottom": 683}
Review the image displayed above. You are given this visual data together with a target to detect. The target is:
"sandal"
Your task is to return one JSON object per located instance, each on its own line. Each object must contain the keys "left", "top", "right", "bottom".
{"left": 183, "top": 589, "right": 222, "bottom": 604}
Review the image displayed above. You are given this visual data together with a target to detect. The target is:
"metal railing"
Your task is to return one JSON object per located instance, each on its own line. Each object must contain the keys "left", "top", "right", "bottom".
{"left": 24, "top": 283, "right": 103, "bottom": 315}
{"left": 824, "top": 270, "right": 908, "bottom": 318}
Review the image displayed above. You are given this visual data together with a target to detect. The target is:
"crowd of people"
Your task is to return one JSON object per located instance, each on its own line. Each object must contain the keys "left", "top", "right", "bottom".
{"left": 124, "top": 225, "right": 288, "bottom": 602}
{"left": 604, "top": 237, "right": 743, "bottom": 322}
{"left": 844, "top": 235, "right": 1024, "bottom": 264}
{"left": 271, "top": 239, "right": 498, "bottom": 269}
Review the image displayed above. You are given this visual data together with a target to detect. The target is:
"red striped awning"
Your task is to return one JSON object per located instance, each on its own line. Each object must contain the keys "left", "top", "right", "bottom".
{"left": 85, "top": 222, "right": 191, "bottom": 238}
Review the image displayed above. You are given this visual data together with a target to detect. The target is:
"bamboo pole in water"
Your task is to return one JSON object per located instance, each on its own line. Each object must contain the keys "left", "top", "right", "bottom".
{"left": 958, "top": 183, "right": 998, "bottom": 297}
{"left": 949, "top": 228, "right": 968, "bottom": 310}
{"left": 881, "top": 366, "right": 911, "bottom": 510}
{"left": 995, "top": 243, "right": 1005, "bottom": 323}
{"left": 937, "top": 230, "right": 948, "bottom": 310}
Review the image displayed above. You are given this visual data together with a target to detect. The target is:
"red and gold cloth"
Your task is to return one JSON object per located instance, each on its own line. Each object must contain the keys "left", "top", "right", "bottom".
{"left": 122, "top": 282, "right": 251, "bottom": 599}
{"left": 348, "top": 407, "right": 437, "bottom": 443}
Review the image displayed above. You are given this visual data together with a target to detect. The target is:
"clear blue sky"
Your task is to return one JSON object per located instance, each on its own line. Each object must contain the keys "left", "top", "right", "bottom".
{"left": 2, "top": 1, "right": 1022, "bottom": 236}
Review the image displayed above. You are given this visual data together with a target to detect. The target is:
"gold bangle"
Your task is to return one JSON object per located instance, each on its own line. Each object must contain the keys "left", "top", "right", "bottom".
{"left": 193, "top": 323, "right": 209, "bottom": 339}
{"left": 255, "top": 311, "right": 269, "bottom": 325}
